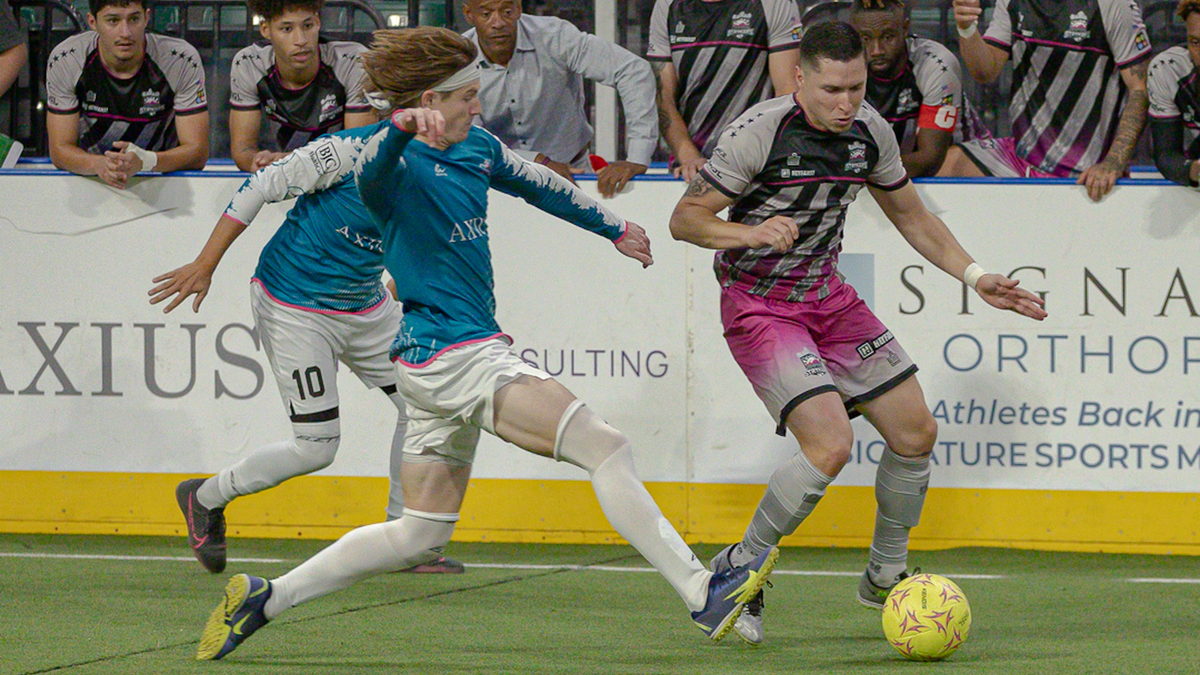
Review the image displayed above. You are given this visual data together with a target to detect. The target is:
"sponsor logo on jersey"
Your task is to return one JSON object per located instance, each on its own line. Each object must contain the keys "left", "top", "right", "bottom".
{"left": 897, "top": 88, "right": 918, "bottom": 115}
{"left": 781, "top": 168, "right": 815, "bottom": 178}
{"left": 791, "top": 21, "right": 802, "bottom": 42}
{"left": 435, "top": 163, "right": 448, "bottom": 177}
{"left": 479, "top": 158, "right": 492, "bottom": 172}
{"left": 448, "top": 217, "right": 488, "bottom": 243}
{"left": 86, "top": 91, "right": 96, "bottom": 102}
{"left": 856, "top": 330, "right": 895, "bottom": 359}
{"left": 786, "top": 152, "right": 801, "bottom": 166}
{"left": 1134, "top": 29, "right": 1150, "bottom": 53}
{"left": 313, "top": 139, "right": 342, "bottom": 174}
{"left": 1064, "top": 11, "right": 1090, "bottom": 43}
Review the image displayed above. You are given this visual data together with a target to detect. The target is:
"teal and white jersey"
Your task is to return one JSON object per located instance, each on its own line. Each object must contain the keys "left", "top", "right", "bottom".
{"left": 355, "top": 122, "right": 626, "bottom": 365}
{"left": 224, "top": 120, "right": 389, "bottom": 313}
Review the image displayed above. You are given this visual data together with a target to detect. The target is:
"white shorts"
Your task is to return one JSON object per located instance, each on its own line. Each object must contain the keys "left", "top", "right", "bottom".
{"left": 396, "top": 337, "right": 550, "bottom": 466}
{"left": 251, "top": 281, "right": 402, "bottom": 423}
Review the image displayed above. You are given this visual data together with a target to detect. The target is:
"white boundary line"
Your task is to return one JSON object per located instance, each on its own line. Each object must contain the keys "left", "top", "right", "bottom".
{"left": 7, "top": 553, "right": 1193, "bottom": 584}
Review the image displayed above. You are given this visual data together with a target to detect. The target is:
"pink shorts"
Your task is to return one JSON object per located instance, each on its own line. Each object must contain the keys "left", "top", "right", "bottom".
{"left": 957, "top": 137, "right": 1064, "bottom": 178}
{"left": 721, "top": 282, "right": 917, "bottom": 435}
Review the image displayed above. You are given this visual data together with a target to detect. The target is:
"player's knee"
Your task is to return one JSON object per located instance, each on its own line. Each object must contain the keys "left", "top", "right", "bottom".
{"left": 381, "top": 509, "right": 457, "bottom": 569}
{"left": 554, "top": 401, "right": 630, "bottom": 474}
{"left": 894, "top": 413, "right": 937, "bottom": 458}
{"left": 292, "top": 417, "right": 341, "bottom": 471}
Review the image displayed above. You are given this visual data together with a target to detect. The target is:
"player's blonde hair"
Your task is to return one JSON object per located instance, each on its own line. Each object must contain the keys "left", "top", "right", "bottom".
{"left": 1179, "top": 0, "right": 1200, "bottom": 20}
{"left": 361, "top": 27, "right": 478, "bottom": 110}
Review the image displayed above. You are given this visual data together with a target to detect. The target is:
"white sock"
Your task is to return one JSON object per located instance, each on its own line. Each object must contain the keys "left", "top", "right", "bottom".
{"left": 264, "top": 511, "right": 455, "bottom": 620}
{"left": 197, "top": 418, "right": 341, "bottom": 510}
{"left": 385, "top": 393, "right": 408, "bottom": 521}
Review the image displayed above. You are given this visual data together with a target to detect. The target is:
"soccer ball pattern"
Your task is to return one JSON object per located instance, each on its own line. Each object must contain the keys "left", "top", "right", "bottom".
{"left": 881, "top": 573, "right": 971, "bottom": 661}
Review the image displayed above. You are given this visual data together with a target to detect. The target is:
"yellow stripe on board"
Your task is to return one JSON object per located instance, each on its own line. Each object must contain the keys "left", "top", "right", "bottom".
{"left": 1, "top": 471, "right": 1198, "bottom": 555}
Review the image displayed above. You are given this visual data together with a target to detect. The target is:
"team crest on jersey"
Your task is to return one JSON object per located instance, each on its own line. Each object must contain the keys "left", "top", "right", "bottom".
{"left": 845, "top": 142, "right": 869, "bottom": 173}
{"left": 1064, "top": 11, "right": 1090, "bottom": 42}
{"left": 86, "top": 91, "right": 96, "bottom": 102}
{"left": 479, "top": 158, "right": 492, "bottom": 172}
{"left": 727, "top": 11, "right": 754, "bottom": 38}
{"left": 786, "top": 152, "right": 801, "bottom": 166}
{"left": 319, "top": 93, "right": 339, "bottom": 122}
{"left": 897, "top": 88, "right": 918, "bottom": 114}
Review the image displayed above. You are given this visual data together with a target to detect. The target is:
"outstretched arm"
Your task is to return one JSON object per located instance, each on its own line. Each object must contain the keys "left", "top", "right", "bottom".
{"left": 869, "top": 182, "right": 1047, "bottom": 320}
{"left": 488, "top": 142, "right": 651, "bottom": 267}
{"left": 149, "top": 132, "right": 362, "bottom": 312}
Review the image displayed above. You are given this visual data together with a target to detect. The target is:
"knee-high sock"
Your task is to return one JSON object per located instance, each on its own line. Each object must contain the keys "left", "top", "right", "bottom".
{"left": 263, "top": 509, "right": 456, "bottom": 620}
{"left": 385, "top": 391, "right": 408, "bottom": 520}
{"left": 738, "top": 450, "right": 834, "bottom": 563}
{"left": 869, "top": 448, "right": 930, "bottom": 585}
{"left": 556, "top": 402, "right": 711, "bottom": 612}
{"left": 196, "top": 417, "right": 341, "bottom": 510}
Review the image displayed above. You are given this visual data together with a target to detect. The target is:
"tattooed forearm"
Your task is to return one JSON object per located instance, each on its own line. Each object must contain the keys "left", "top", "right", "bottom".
{"left": 1102, "top": 61, "right": 1150, "bottom": 168}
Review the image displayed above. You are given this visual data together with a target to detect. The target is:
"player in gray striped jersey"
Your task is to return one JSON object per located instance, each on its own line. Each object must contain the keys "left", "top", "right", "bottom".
{"left": 1147, "top": 0, "right": 1200, "bottom": 187}
{"left": 942, "top": 0, "right": 1153, "bottom": 202}
{"left": 648, "top": 0, "right": 802, "bottom": 182}
{"left": 229, "top": 0, "right": 374, "bottom": 172}
{"left": 851, "top": 0, "right": 980, "bottom": 177}
{"left": 46, "top": 0, "right": 209, "bottom": 189}
{"left": 670, "top": 22, "right": 1046, "bottom": 645}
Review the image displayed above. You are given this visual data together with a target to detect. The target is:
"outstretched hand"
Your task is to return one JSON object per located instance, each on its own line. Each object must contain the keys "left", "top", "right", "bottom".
{"left": 976, "top": 274, "right": 1047, "bottom": 320}
{"left": 149, "top": 260, "right": 216, "bottom": 313}
{"left": 615, "top": 221, "right": 653, "bottom": 268}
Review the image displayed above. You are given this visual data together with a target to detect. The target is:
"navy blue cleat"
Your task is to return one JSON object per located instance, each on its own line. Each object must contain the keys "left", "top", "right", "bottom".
{"left": 197, "top": 574, "right": 271, "bottom": 660}
{"left": 691, "top": 546, "right": 779, "bottom": 642}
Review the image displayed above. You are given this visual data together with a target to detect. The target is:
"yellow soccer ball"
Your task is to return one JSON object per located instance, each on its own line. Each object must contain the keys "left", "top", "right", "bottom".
{"left": 881, "top": 573, "right": 972, "bottom": 661}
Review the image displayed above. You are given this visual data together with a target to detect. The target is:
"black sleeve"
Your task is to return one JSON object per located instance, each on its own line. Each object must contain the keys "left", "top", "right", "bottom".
{"left": 1150, "top": 117, "right": 1198, "bottom": 187}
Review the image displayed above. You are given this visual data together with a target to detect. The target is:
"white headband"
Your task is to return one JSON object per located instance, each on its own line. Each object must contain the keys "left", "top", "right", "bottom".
{"left": 430, "top": 62, "right": 482, "bottom": 92}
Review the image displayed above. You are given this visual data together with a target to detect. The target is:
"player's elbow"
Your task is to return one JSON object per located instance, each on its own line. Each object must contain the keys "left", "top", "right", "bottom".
{"left": 668, "top": 207, "right": 689, "bottom": 241}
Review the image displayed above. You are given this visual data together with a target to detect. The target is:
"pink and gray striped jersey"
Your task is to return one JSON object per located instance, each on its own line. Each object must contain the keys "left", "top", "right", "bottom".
{"left": 647, "top": 0, "right": 801, "bottom": 158}
{"left": 983, "top": 0, "right": 1153, "bottom": 177}
{"left": 701, "top": 96, "right": 908, "bottom": 303}
{"left": 46, "top": 32, "right": 207, "bottom": 154}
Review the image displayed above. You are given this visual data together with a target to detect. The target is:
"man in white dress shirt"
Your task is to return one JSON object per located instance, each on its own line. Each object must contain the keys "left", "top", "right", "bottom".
{"left": 463, "top": 0, "right": 658, "bottom": 197}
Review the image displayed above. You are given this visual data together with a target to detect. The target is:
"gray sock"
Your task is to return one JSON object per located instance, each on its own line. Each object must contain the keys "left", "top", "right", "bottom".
{"left": 869, "top": 448, "right": 930, "bottom": 585}
{"left": 741, "top": 450, "right": 834, "bottom": 559}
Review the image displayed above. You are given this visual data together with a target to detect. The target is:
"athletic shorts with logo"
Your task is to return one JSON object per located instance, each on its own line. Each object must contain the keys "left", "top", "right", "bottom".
{"left": 251, "top": 280, "right": 402, "bottom": 423}
{"left": 721, "top": 279, "right": 918, "bottom": 435}
{"left": 394, "top": 337, "right": 550, "bottom": 466}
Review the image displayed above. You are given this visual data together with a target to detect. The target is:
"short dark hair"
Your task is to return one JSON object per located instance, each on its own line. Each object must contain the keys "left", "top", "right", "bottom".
{"left": 1179, "top": 0, "right": 1200, "bottom": 21}
{"left": 248, "top": 0, "right": 324, "bottom": 22}
{"left": 799, "top": 20, "right": 864, "bottom": 70}
{"left": 89, "top": 0, "right": 147, "bottom": 15}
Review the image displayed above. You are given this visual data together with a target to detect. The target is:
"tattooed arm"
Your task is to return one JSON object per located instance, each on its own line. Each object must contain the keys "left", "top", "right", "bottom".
{"left": 1078, "top": 59, "right": 1149, "bottom": 202}
{"left": 652, "top": 61, "right": 707, "bottom": 180}
{"left": 669, "top": 174, "right": 798, "bottom": 251}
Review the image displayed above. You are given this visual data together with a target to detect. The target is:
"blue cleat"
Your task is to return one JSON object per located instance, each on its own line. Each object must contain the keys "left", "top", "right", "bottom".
{"left": 197, "top": 574, "right": 271, "bottom": 660}
{"left": 691, "top": 546, "right": 779, "bottom": 642}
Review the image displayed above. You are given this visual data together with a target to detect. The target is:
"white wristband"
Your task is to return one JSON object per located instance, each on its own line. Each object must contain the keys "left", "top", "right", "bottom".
{"left": 125, "top": 143, "right": 158, "bottom": 173}
{"left": 957, "top": 21, "right": 978, "bottom": 38}
{"left": 963, "top": 262, "right": 986, "bottom": 291}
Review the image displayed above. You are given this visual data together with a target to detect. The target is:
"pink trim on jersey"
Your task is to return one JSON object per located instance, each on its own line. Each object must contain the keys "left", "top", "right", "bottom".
{"left": 870, "top": 63, "right": 910, "bottom": 83}
{"left": 252, "top": 278, "right": 388, "bottom": 316}
{"left": 223, "top": 214, "right": 248, "bottom": 227}
{"left": 175, "top": 104, "right": 208, "bottom": 114}
{"left": 1015, "top": 35, "right": 1106, "bottom": 55}
{"left": 392, "top": 333, "right": 511, "bottom": 368}
{"left": 86, "top": 111, "right": 164, "bottom": 123}
{"left": 671, "top": 40, "right": 767, "bottom": 51}
{"left": 1116, "top": 50, "right": 1153, "bottom": 68}
{"left": 613, "top": 223, "right": 628, "bottom": 245}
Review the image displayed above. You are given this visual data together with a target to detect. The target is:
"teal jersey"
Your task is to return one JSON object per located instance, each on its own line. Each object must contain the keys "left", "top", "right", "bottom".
{"left": 355, "top": 123, "right": 626, "bottom": 365}
{"left": 225, "top": 121, "right": 389, "bottom": 313}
